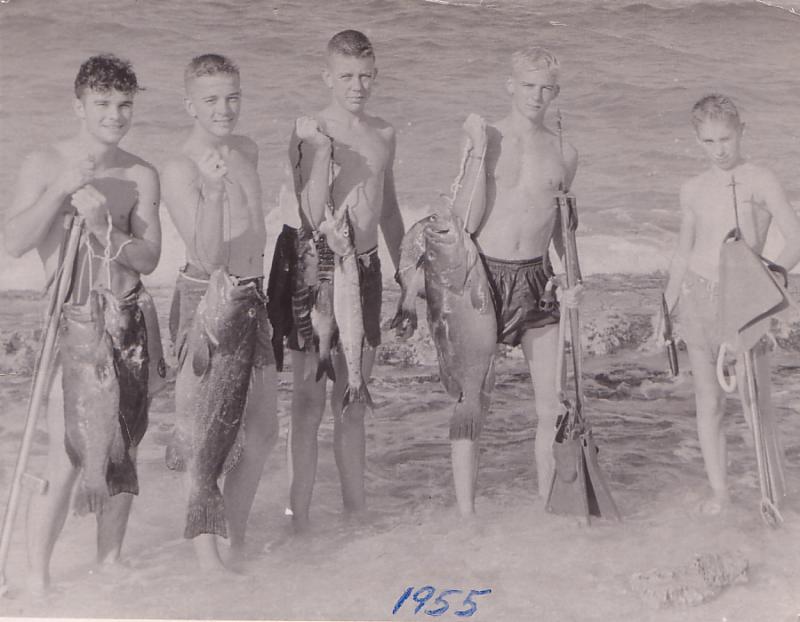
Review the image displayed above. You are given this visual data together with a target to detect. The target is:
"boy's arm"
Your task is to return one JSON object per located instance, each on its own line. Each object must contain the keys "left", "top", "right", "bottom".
{"left": 663, "top": 183, "right": 696, "bottom": 311}
{"left": 74, "top": 165, "right": 162, "bottom": 275}
{"left": 292, "top": 117, "right": 333, "bottom": 229}
{"left": 452, "top": 114, "right": 488, "bottom": 235}
{"left": 161, "top": 153, "right": 227, "bottom": 270}
{"left": 761, "top": 169, "right": 800, "bottom": 272}
{"left": 4, "top": 150, "right": 93, "bottom": 257}
{"left": 551, "top": 141, "right": 580, "bottom": 264}
{"left": 379, "top": 131, "right": 405, "bottom": 273}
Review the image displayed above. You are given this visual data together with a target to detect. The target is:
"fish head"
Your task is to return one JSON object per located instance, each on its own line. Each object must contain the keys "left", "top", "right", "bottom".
{"left": 202, "top": 270, "right": 260, "bottom": 347}
{"left": 319, "top": 205, "right": 354, "bottom": 257}
{"left": 422, "top": 207, "right": 472, "bottom": 292}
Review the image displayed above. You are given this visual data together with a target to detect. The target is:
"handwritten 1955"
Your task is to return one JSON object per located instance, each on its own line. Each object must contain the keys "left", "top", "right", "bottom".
{"left": 392, "top": 586, "right": 492, "bottom": 617}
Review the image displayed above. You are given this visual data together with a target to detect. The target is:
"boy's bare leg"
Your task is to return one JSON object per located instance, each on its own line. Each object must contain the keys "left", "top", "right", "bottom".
{"left": 223, "top": 365, "right": 279, "bottom": 562}
{"left": 25, "top": 367, "right": 79, "bottom": 594}
{"left": 330, "top": 347, "right": 376, "bottom": 514}
{"left": 521, "top": 324, "right": 561, "bottom": 498}
{"left": 451, "top": 439, "right": 479, "bottom": 516}
{"left": 289, "top": 350, "right": 327, "bottom": 533}
{"left": 95, "top": 449, "right": 136, "bottom": 567}
{"left": 687, "top": 345, "right": 729, "bottom": 513}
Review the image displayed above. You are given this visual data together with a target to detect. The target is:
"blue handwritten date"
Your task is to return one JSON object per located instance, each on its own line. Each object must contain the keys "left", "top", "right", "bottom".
{"left": 392, "top": 586, "right": 492, "bottom": 617}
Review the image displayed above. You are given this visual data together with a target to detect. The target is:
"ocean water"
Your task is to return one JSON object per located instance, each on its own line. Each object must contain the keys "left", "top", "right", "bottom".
{"left": 1, "top": 0, "right": 799, "bottom": 289}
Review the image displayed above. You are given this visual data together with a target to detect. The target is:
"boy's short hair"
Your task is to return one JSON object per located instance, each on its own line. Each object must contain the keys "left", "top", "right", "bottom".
{"left": 74, "top": 54, "right": 140, "bottom": 98}
{"left": 327, "top": 30, "right": 374, "bottom": 59}
{"left": 511, "top": 46, "right": 560, "bottom": 81}
{"left": 691, "top": 94, "right": 741, "bottom": 130}
{"left": 184, "top": 53, "right": 240, "bottom": 88}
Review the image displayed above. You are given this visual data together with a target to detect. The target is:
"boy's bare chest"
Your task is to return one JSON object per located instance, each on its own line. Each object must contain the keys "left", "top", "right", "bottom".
{"left": 85, "top": 176, "right": 140, "bottom": 231}
{"left": 491, "top": 138, "right": 565, "bottom": 194}
{"left": 331, "top": 131, "right": 389, "bottom": 174}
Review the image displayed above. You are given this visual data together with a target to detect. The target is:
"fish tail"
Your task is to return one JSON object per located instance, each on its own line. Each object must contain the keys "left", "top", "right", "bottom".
{"left": 106, "top": 450, "right": 139, "bottom": 496}
{"left": 315, "top": 354, "right": 336, "bottom": 382}
{"left": 449, "top": 394, "right": 483, "bottom": 441}
{"left": 184, "top": 484, "right": 228, "bottom": 539}
{"left": 342, "top": 383, "right": 374, "bottom": 418}
{"left": 389, "top": 307, "right": 418, "bottom": 339}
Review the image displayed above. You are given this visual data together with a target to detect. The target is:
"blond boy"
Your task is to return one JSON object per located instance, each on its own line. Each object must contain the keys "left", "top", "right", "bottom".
{"left": 452, "top": 47, "right": 582, "bottom": 511}
{"left": 162, "top": 54, "right": 278, "bottom": 569}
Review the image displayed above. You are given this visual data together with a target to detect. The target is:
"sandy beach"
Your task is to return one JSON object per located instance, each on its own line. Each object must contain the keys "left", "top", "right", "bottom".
{"left": 1, "top": 274, "right": 799, "bottom": 621}
{"left": 2, "top": 0, "right": 800, "bottom": 620}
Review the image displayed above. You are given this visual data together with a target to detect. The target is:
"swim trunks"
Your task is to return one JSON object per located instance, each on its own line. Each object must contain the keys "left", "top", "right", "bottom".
{"left": 265, "top": 224, "right": 298, "bottom": 371}
{"left": 677, "top": 270, "right": 721, "bottom": 361}
{"left": 285, "top": 239, "right": 383, "bottom": 353}
{"left": 480, "top": 254, "right": 560, "bottom": 346}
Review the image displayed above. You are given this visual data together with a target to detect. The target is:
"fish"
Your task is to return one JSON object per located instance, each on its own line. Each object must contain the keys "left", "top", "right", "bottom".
{"left": 60, "top": 287, "right": 137, "bottom": 515}
{"left": 291, "top": 227, "right": 318, "bottom": 353}
{"left": 319, "top": 206, "right": 373, "bottom": 414}
{"left": 391, "top": 205, "right": 496, "bottom": 440}
{"left": 167, "top": 269, "right": 266, "bottom": 539}
{"left": 311, "top": 234, "right": 337, "bottom": 382}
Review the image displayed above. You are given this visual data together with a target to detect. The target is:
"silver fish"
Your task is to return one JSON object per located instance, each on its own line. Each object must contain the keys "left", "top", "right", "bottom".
{"left": 320, "top": 206, "right": 373, "bottom": 414}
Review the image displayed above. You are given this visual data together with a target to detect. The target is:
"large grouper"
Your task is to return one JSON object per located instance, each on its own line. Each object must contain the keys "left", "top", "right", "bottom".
{"left": 167, "top": 269, "right": 268, "bottom": 539}
{"left": 60, "top": 287, "right": 145, "bottom": 514}
{"left": 391, "top": 205, "right": 496, "bottom": 440}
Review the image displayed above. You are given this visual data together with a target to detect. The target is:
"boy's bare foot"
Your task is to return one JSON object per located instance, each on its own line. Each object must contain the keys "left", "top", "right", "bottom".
{"left": 699, "top": 493, "right": 731, "bottom": 516}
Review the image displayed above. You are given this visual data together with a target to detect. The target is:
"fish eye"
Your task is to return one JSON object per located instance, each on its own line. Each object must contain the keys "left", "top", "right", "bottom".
{"left": 247, "top": 308, "right": 256, "bottom": 318}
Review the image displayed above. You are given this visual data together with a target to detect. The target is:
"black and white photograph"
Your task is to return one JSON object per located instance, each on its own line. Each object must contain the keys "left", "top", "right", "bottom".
{"left": 1, "top": 1, "right": 799, "bottom": 620}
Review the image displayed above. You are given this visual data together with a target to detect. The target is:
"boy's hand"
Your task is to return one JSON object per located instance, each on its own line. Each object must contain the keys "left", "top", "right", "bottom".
{"left": 197, "top": 148, "right": 228, "bottom": 186}
{"left": 71, "top": 184, "right": 110, "bottom": 237}
{"left": 57, "top": 156, "right": 95, "bottom": 196}
{"left": 555, "top": 275, "right": 584, "bottom": 309}
{"left": 296, "top": 117, "right": 330, "bottom": 148}
{"left": 463, "top": 113, "right": 487, "bottom": 152}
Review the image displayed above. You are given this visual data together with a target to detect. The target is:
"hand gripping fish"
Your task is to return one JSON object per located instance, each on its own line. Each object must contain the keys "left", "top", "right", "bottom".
{"left": 167, "top": 269, "right": 268, "bottom": 539}
{"left": 391, "top": 206, "right": 496, "bottom": 440}
{"left": 319, "top": 206, "right": 373, "bottom": 415}
{"left": 60, "top": 288, "right": 138, "bottom": 514}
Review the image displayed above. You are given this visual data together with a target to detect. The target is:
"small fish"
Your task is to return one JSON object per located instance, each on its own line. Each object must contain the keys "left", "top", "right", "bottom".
{"left": 392, "top": 205, "right": 496, "bottom": 439}
{"left": 60, "top": 288, "right": 137, "bottom": 515}
{"left": 311, "top": 234, "right": 337, "bottom": 382}
{"left": 168, "top": 269, "right": 267, "bottom": 539}
{"left": 320, "top": 206, "right": 373, "bottom": 415}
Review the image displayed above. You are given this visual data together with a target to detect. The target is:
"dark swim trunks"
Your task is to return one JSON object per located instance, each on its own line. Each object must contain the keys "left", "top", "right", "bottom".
{"left": 168, "top": 263, "right": 273, "bottom": 370}
{"left": 282, "top": 237, "right": 383, "bottom": 353}
{"left": 266, "top": 225, "right": 298, "bottom": 371}
{"left": 481, "top": 254, "right": 560, "bottom": 347}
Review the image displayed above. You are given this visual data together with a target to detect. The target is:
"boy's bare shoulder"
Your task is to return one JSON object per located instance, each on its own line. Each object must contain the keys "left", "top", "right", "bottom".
{"left": 231, "top": 134, "right": 259, "bottom": 161}
{"left": 680, "top": 169, "right": 711, "bottom": 201}
{"left": 162, "top": 151, "right": 198, "bottom": 184}
{"left": 366, "top": 114, "right": 395, "bottom": 139}
{"left": 117, "top": 148, "right": 159, "bottom": 181}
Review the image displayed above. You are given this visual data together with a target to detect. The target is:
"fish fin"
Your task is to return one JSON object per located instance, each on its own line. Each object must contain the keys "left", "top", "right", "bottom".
{"left": 185, "top": 484, "right": 228, "bottom": 539}
{"left": 106, "top": 450, "right": 139, "bottom": 496}
{"left": 342, "top": 383, "right": 374, "bottom": 419}
{"left": 191, "top": 332, "right": 212, "bottom": 377}
{"left": 389, "top": 306, "right": 418, "bottom": 340}
{"left": 315, "top": 355, "right": 336, "bottom": 382}
{"left": 449, "top": 394, "right": 483, "bottom": 441}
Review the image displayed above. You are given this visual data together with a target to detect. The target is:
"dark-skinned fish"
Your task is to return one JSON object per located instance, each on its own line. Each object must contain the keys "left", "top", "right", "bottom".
{"left": 167, "top": 269, "right": 268, "bottom": 539}
{"left": 391, "top": 206, "right": 496, "bottom": 439}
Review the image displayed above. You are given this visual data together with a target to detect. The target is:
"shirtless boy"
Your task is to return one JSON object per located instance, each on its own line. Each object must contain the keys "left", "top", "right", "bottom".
{"left": 4, "top": 54, "right": 161, "bottom": 593}
{"left": 453, "top": 47, "right": 582, "bottom": 507}
{"left": 277, "top": 30, "right": 404, "bottom": 532}
{"left": 661, "top": 94, "right": 800, "bottom": 514}
{"left": 162, "top": 54, "right": 278, "bottom": 569}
